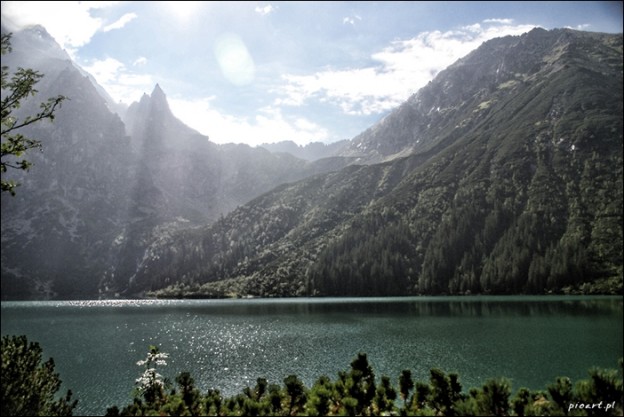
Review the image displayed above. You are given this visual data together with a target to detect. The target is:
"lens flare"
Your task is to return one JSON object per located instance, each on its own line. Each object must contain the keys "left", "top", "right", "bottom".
{"left": 214, "top": 33, "right": 255, "bottom": 86}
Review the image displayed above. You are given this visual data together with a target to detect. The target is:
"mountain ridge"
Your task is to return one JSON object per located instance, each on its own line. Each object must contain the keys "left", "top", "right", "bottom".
{"left": 259, "top": 140, "right": 350, "bottom": 161}
{"left": 1, "top": 26, "right": 621, "bottom": 299}
{"left": 140, "top": 28, "right": 623, "bottom": 298}
{"left": 337, "top": 27, "right": 623, "bottom": 164}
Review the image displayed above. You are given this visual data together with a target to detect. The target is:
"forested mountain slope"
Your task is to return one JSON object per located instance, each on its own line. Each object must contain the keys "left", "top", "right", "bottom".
{"left": 140, "top": 28, "right": 623, "bottom": 298}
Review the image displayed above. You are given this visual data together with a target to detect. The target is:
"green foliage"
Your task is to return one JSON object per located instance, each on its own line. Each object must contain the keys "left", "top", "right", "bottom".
{"left": 374, "top": 375, "right": 397, "bottom": 415}
{"left": 510, "top": 387, "right": 550, "bottom": 416}
{"left": 106, "top": 347, "right": 623, "bottom": 416}
{"left": 1, "top": 335, "right": 77, "bottom": 416}
{"left": 427, "top": 368, "right": 465, "bottom": 416}
{"left": 399, "top": 369, "right": 414, "bottom": 411}
{"left": 1, "top": 32, "right": 66, "bottom": 195}
{"left": 284, "top": 374, "right": 307, "bottom": 415}
{"left": 308, "top": 376, "right": 334, "bottom": 416}
{"left": 474, "top": 378, "right": 512, "bottom": 416}
{"left": 548, "top": 377, "right": 574, "bottom": 414}
{"left": 573, "top": 367, "right": 624, "bottom": 416}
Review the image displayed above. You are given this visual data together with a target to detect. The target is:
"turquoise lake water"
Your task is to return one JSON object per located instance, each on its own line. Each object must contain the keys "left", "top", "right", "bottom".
{"left": 1, "top": 296, "right": 622, "bottom": 416}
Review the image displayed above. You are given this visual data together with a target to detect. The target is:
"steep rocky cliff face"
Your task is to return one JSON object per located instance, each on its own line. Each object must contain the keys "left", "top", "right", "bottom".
{"left": 1, "top": 32, "right": 135, "bottom": 297}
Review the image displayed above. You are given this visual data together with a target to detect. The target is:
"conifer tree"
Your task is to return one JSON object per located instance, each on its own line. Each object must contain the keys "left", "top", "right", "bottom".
{"left": 1, "top": 335, "right": 77, "bottom": 416}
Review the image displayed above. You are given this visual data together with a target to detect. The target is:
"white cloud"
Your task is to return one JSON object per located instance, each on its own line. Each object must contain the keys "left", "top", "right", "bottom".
{"left": 255, "top": 4, "right": 275, "bottom": 16}
{"left": 102, "top": 12, "right": 137, "bottom": 32}
{"left": 276, "top": 21, "right": 538, "bottom": 116}
{"left": 0, "top": 1, "right": 136, "bottom": 57}
{"left": 82, "top": 57, "right": 153, "bottom": 104}
{"left": 133, "top": 56, "right": 148, "bottom": 66}
{"left": 343, "top": 15, "right": 362, "bottom": 26}
{"left": 566, "top": 23, "right": 591, "bottom": 30}
{"left": 1, "top": 1, "right": 102, "bottom": 51}
{"left": 483, "top": 18, "right": 514, "bottom": 25}
{"left": 83, "top": 57, "right": 124, "bottom": 83}
{"left": 169, "top": 98, "right": 329, "bottom": 146}
{"left": 277, "top": 67, "right": 405, "bottom": 116}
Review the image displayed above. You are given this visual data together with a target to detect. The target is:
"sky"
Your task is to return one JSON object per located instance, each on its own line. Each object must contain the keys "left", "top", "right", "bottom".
{"left": 1, "top": 1, "right": 622, "bottom": 147}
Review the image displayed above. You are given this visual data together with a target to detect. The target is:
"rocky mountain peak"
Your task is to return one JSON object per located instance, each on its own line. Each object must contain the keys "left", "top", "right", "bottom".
{"left": 124, "top": 83, "right": 200, "bottom": 150}
{"left": 149, "top": 83, "right": 169, "bottom": 112}
{"left": 140, "top": 83, "right": 173, "bottom": 118}
{"left": 152, "top": 83, "right": 165, "bottom": 96}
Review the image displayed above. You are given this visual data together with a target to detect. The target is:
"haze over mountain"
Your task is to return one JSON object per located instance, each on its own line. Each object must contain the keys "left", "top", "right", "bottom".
{"left": 260, "top": 140, "right": 349, "bottom": 162}
{"left": 1, "top": 25, "right": 622, "bottom": 299}
{"left": 0, "top": 25, "right": 351, "bottom": 299}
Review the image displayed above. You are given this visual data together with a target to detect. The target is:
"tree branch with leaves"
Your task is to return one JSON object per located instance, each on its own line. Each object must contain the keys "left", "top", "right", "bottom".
{"left": 1, "top": 32, "right": 66, "bottom": 195}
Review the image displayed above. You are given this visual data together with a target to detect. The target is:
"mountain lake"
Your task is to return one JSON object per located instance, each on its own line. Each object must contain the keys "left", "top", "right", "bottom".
{"left": 1, "top": 295, "right": 622, "bottom": 416}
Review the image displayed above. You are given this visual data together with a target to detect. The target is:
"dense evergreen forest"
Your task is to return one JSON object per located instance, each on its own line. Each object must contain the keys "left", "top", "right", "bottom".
{"left": 2, "top": 336, "right": 622, "bottom": 416}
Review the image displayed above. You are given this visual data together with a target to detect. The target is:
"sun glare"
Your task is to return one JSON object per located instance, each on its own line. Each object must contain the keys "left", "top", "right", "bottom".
{"left": 161, "top": 1, "right": 204, "bottom": 23}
